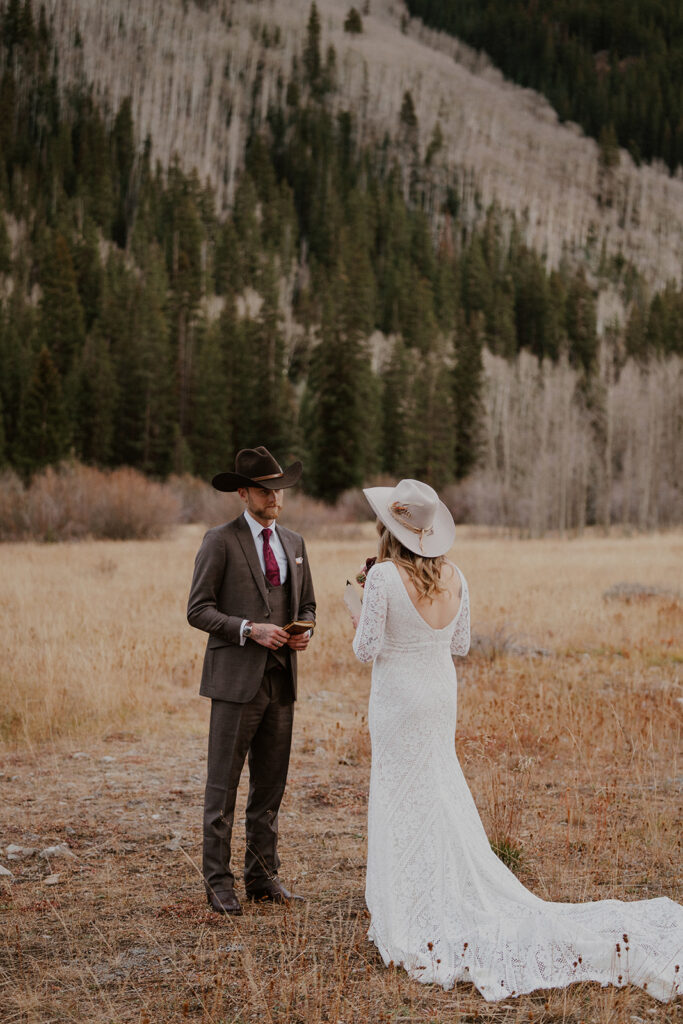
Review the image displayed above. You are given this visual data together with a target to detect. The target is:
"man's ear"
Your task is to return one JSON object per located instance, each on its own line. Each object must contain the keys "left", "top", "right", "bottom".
{"left": 237, "top": 487, "right": 248, "bottom": 503}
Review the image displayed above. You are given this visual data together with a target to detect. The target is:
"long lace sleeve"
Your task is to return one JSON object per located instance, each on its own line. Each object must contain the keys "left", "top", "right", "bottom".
{"left": 450, "top": 571, "right": 470, "bottom": 656}
{"left": 352, "top": 565, "right": 388, "bottom": 663}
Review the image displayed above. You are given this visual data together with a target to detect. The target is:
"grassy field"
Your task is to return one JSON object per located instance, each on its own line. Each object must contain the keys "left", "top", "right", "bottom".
{"left": 0, "top": 526, "right": 681, "bottom": 1022}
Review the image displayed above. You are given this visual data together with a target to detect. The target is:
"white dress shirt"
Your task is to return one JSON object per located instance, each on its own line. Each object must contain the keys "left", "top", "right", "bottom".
{"left": 242, "top": 509, "right": 289, "bottom": 582}
{"left": 240, "top": 510, "right": 289, "bottom": 644}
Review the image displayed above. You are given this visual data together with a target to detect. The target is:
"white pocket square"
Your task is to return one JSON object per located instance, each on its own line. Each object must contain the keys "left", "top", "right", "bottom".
{"left": 295, "top": 556, "right": 304, "bottom": 564}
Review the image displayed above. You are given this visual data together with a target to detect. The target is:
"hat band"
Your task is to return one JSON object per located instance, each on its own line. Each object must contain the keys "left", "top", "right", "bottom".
{"left": 252, "top": 470, "right": 283, "bottom": 481}
{"left": 389, "top": 502, "right": 434, "bottom": 553}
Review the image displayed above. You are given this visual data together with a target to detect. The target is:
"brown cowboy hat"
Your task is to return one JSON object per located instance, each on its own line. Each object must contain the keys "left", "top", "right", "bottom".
{"left": 212, "top": 446, "right": 303, "bottom": 492}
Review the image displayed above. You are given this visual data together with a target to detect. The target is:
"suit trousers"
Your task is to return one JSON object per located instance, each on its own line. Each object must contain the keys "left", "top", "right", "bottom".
{"left": 203, "top": 664, "right": 294, "bottom": 893}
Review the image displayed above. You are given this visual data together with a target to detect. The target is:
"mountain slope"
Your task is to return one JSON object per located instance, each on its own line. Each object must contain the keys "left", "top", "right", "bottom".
{"left": 47, "top": 0, "right": 683, "bottom": 291}
{"left": 405, "top": 0, "right": 683, "bottom": 173}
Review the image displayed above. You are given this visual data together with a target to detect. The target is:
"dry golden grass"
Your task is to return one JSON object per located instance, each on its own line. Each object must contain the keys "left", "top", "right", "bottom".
{"left": 0, "top": 526, "right": 681, "bottom": 1022}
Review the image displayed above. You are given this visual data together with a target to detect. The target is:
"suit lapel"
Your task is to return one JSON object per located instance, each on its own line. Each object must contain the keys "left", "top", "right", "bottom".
{"left": 279, "top": 529, "right": 301, "bottom": 619}
{"left": 235, "top": 516, "right": 269, "bottom": 606}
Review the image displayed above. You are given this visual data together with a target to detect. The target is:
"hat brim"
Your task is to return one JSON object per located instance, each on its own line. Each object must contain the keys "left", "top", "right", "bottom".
{"left": 363, "top": 486, "right": 455, "bottom": 557}
{"left": 212, "top": 461, "right": 303, "bottom": 492}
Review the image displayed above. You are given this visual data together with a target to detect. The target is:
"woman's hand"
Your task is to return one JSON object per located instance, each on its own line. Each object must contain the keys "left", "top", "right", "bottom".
{"left": 356, "top": 556, "right": 377, "bottom": 588}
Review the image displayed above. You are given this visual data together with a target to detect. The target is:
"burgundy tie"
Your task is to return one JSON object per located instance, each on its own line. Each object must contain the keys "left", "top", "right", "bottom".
{"left": 261, "top": 528, "right": 281, "bottom": 587}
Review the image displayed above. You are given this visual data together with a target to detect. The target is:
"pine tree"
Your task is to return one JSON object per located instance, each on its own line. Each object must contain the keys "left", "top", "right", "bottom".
{"left": 16, "top": 346, "right": 70, "bottom": 474}
{"left": 0, "top": 207, "right": 11, "bottom": 273}
{"left": 303, "top": 3, "right": 322, "bottom": 94}
{"left": 399, "top": 90, "right": 419, "bottom": 151}
{"left": 382, "top": 337, "right": 412, "bottom": 476}
{"left": 462, "top": 235, "right": 493, "bottom": 322}
{"left": 163, "top": 165, "right": 205, "bottom": 441}
{"left": 232, "top": 173, "right": 261, "bottom": 285}
{"left": 513, "top": 250, "right": 550, "bottom": 360}
{"left": 111, "top": 96, "right": 135, "bottom": 246}
{"left": 452, "top": 317, "right": 483, "bottom": 479}
{"left": 433, "top": 244, "right": 457, "bottom": 334}
{"left": 488, "top": 281, "right": 517, "bottom": 358}
{"left": 250, "top": 258, "right": 294, "bottom": 454}
{"left": 220, "top": 306, "right": 258, "bottom": 453}
{"left": 73, "top": 331, "right": 116, "bottom": 465}
{"left": 304, "top": 286, "right": 374, "bottom": 502}
{"left": 73, "top": 99, "right": 115, "bottom": 229}
{"left": 97, "top": 252, "right": 138, "bottom": 466}
{"left": 412, "top": 343, "right": 455, "bottom": 488}
{"left": 321, "top": 44, "right": 338, "bottom": 96}
{"left": 336, "top": 202, "right": 381, "bottom": 482}
{"left": 39, "top": 232, "right": 86, "bottom": 377}
{"left": 2, "top": 0, "right": 22, "bottom": 54}
{"left": 214, "top": 217, "right": 242, "bottom": 297}
{"left": 101, "top": 248, "right": 173, "bottom": 474}
{"left": 188, "top": 320, "right": 232, "bottom": 480}
{"left": 399, "top": 266, "right": 437, "bottom": 352}
{"left": 18, "top": 0, "right": 34, "bottom": 49}
{"left": 72, "top": 219, "right": 102, "bottom": 331}
{"left": 134, "top": 250, "right": 175, "bottom": 474}
{"left": 646, "top": 284, "right": 683, "bottom": 356}
{"left": 0, "top": 289, "right": 35, "bottom": 462}
{"left": 566, "top": 270, "right": 598, "bottom": 373}
{"left": 344, "top": 8, "right": 363, "bottom": 34}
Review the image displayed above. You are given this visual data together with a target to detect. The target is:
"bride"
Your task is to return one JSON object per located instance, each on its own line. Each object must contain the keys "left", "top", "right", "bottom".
{"left": 351, "top": 479, "right": 682, "bottom": 1002}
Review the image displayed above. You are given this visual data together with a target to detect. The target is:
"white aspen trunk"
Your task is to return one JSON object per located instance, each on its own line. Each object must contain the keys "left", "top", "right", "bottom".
{"left": 603, "top": 380, "right": 613, "bottom": 530}
{"left": 475, "top": 352, "right": 681, "bottom": 532}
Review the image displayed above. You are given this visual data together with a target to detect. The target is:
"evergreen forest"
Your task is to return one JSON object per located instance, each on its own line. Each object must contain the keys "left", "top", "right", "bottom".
{"left": 0, "top": 1, "right": 681, "bottom": 528}
{"left": 406, "top": 0, "right": 683, "bottom": 173}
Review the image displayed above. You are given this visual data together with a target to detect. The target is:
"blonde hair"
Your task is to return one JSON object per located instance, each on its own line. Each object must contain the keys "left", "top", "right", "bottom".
{"left": 377, "top": 524, "right": 447, "bottom": 602}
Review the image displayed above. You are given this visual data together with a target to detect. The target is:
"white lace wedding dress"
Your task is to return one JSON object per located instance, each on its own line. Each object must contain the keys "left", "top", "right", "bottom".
{"left": 353, "top": 560, "right": 682, "bottom": 1002}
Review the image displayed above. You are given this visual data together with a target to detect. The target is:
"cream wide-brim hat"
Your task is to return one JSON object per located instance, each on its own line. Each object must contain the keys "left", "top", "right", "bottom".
{"left": 363, "top": 479, "right": 455, "bottom": 557}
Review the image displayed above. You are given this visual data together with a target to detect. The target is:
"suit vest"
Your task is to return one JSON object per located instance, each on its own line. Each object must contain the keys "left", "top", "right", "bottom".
{"left": 265, "top": 577, "right": 291, "bottom": 672}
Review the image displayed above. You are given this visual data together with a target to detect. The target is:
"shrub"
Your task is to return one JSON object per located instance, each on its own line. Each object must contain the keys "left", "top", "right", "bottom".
{"left": 0, "top": 470, "right": 27, "bottom": 538}
{"left": 169, "top": 476, "right": 376, "bottom": 537}
{"left": 0, "top": 463, "right": 180, "bottom": 541}
{"left": 167, "top": 473, "right": 241, "bottom": 526}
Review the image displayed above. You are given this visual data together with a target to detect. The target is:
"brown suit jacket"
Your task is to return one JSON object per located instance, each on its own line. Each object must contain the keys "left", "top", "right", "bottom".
{"left": 187, "top": 514, "right": 316, "bottom": 702}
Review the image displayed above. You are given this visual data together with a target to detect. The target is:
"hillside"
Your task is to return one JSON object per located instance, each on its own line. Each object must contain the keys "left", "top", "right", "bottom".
{"left": 47, "top": 0, "right": 683, "bottom": 290}
{"left": 406, "top": 0, "right": 683, "bottom": 174}
{"left": 0, "top": 0, "right": 681, "bottom": 530}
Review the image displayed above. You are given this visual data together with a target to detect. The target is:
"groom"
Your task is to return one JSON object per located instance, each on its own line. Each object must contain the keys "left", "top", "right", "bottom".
{"left": 187, "top": 446, "right": 316, "bottom": 914}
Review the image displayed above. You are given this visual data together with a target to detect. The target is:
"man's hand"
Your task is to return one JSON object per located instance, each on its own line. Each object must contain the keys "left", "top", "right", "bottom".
{"left": 249, "top": 623, "right": 291, "bottom": 650}
{"left": 286, "top": 630, "right": 312, "bottom": 651}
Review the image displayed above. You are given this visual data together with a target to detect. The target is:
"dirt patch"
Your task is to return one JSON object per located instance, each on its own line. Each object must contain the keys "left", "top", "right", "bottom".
{"left": 1, "top": 713, "right": 680, "bottom": 1023}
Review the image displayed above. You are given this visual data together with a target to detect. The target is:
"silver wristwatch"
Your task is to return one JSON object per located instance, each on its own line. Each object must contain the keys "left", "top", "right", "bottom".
{"left": 243, "top": 621, "right": 253, "bottom": 638}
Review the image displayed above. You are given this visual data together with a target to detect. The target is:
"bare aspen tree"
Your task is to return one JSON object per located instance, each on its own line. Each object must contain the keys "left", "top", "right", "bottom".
{"left": 474, "top": 350, "right": 681, "bottom": 533}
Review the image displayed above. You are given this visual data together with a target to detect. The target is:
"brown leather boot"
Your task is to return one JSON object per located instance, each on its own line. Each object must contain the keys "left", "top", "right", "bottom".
{"left": 206, "top": 888, "right": 243, "bottom": 915}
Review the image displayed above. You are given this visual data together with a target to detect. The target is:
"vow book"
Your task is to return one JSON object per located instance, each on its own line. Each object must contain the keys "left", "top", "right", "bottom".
{"left": 343, "top": 580, "right": 362, "bottom": 619}
{"left": 284, "top": 620, "right": 315, "bottom": 635}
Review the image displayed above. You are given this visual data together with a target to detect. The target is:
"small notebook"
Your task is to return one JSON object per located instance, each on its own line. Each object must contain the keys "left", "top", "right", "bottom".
{"left": 283, "top": 620, "right": 315, "bottom": 635}
{"left": 343, "top": 580, "right": 362, "bottom": 618}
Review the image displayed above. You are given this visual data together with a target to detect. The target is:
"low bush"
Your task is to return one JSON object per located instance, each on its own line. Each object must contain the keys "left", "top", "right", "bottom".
{"left": 0, "top": 464, "right": 379, "bottom": 542}
{"left": 167, "top": 473, "right": 241, "bottom": 526}
{"left": 0, "top": 463, "right": 180, "bottom": 541}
